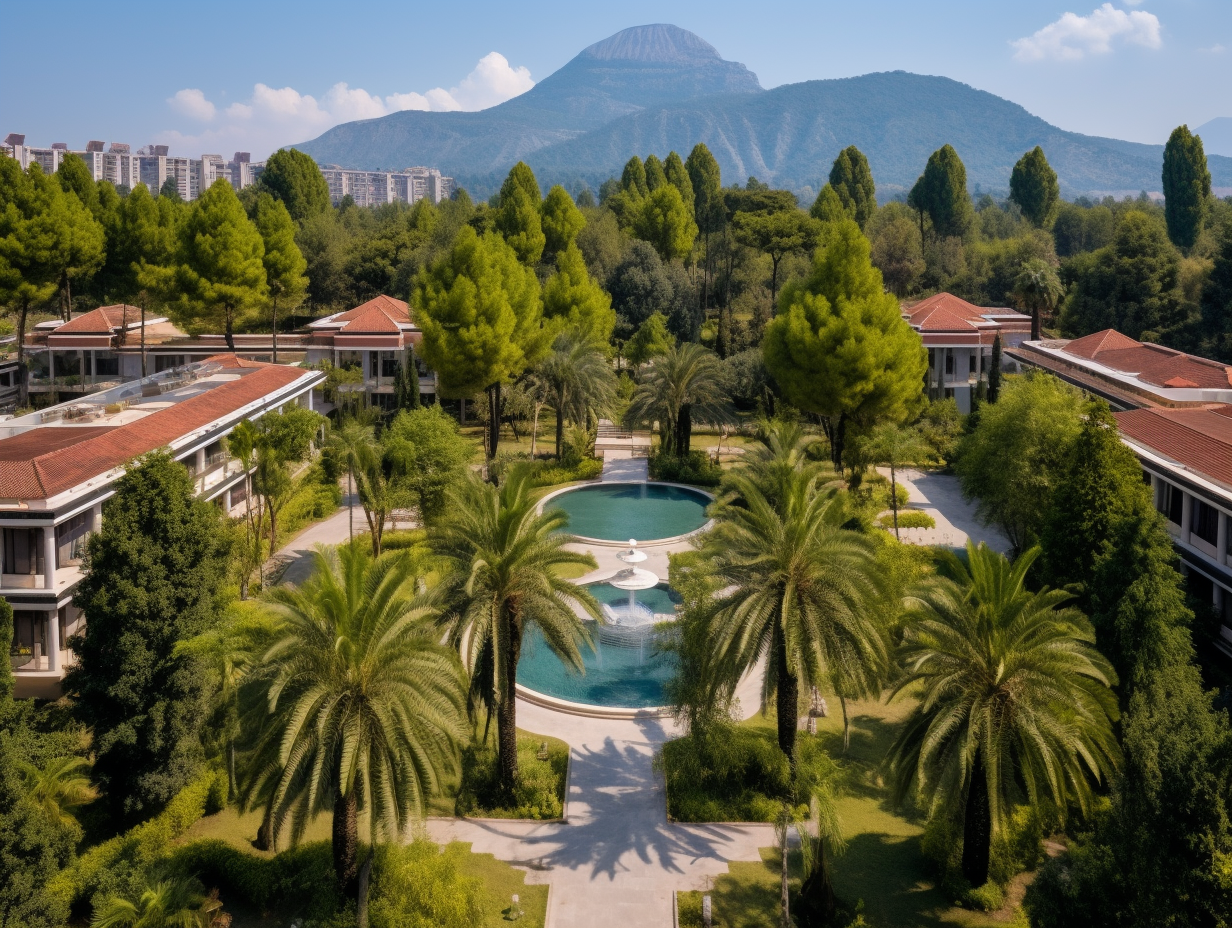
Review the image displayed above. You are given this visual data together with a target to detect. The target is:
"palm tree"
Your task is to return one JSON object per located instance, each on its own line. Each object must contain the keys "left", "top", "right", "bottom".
{"left": 432, "top": 469, "right": 599, "bottom": 793}
{"left": 736, "top": 418, "right": 829, "bottom": 504}
{"left": 528, "top": 332, "right": 618, "bottom": 460}
{"left": 92, "top": 874, "right": 224, "bottom": 928}
{"left": 19, "top": 755, "right": 98, "bottom": 828}
{"left": 864, "top": 422, "right": 931, "bottom": 541}
{"left": 226, "top": 419, "right": 262, "bottom": 598}
{"left": 1013, "top": 259, "right": 1065, "bottom": 342}
{"left": 702, "top": 470, "right": 889, "bottom": 763}
{"left": 241, "top": 543, "right": 468, "bottom": 895}
{"left": 327, "top": 418, "right": 377, "bottom": 545}
{"left": 886, "top": 542, "right": 1120, "bottom": 888}
{"left": 624, "top": 342, "right": 731, "bottom": 457}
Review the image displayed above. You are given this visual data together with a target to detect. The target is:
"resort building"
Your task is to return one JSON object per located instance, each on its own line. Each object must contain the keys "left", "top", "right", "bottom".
{"left": 1012, "top": 330, "right": 1232, "bottom": 656}
{"left": 304, "top": 296, "right": 435, "bottom": 410}
{"left": 0, "top": 355, "right": 325, "bottom": 698}
{"left": 18, "top": 306, "right": 310, "bottom": 406}
{"left": 901, "top": 293, "right": 1033, "bottom": 413}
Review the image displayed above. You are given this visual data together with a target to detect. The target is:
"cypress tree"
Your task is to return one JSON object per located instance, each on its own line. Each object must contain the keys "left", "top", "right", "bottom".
{"left": 1009, "top": 146, "right": 1060, "bottom": 229}
{"left": 644, "top": 153, "right": 667, "bottom": 192}
{"left": 987, "top": 333, "right": 1002, "bottom": 403}
{"left": 828, "top": 146, "right": 877, "bottom": 229}
{"left": 621, "top": 156, "right": 648, "bottom": 197}
{"left": 394, "top": 350, "right": 421, "bottom": 412}
{"left": 64, "top": 452, "right": 232, "bottom": 824}
{"left": 498, "top": 161, "right": 542, "bottom": 205}
{"left": 908, "top": 144, "right": 974, "bottom": 239}
{"left": 1162, "top": 125, "right": 1211, "bottom": 251}
{"left": 810, "top": 183, "right": 848, "bottom": 223}
{"left": 663, "top": 151, "right": 694, "bottom": 216}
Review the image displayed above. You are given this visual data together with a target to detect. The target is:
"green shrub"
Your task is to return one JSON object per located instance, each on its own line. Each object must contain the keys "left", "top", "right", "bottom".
{"left": 677, "top": 890, "right": 726, "bottom": 928}
{"left": 379, "top": 528, "right": 428, "bottom": 551}
{"left": 205, "top": 768, "right": 228, "bottom": 814}
{"left": 48, "top": 767, "right": 224, "bottom": 915}
{"left": 965, "top": 881, "right": 1006, "bottom": 912}
{"left": 490, "top": 453, "right": 603, "bottom": 488}
{"left": 660, "top": 725, "right": 833, "bottom": 823}
{"left": 369, "top": 838, "right": 488, "bottom": 928}
{"left": 455, "top": 735, "right": 568, "bottom": 819}
{"left": 649, "top": 450, "right": 722, "bottom": 487}
{"left": 877, "top": 510, "right": 936, "bottom": 530}
{"left": 167, "top": 839, "right": 343, "bottom": 920}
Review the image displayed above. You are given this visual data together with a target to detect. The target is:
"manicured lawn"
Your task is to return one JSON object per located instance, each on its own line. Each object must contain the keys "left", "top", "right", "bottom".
{"left": 667, "top": 695, "right": 1017, "bottom": 927}
{"left": 450, "top": 841, "right": 549, "bottom": 928}
{"left": 678, "top": 847, "right": 803, "bottom": 928}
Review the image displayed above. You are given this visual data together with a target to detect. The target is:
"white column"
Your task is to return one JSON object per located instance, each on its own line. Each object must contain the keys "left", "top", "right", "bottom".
{"left": 223, "top": 487, "right": 232, "bottom": 512}
{"left": 1151, "top": 474, "right": 1162, "bottom": 511}
{"left": 1181, "top": 493, "right": 1193, "bottom": 543}
{"left": 1218, "top": 510, "right": 1228, "bottom": 566}
{"left": 46, "top": 608, "right": 59, "bottom": 672}
{"left": 306, "top": 389, "right": 314, "bottom": 412}
{"left": 196, "top": 447, "right": 206, "bottom": 473}
{"left": 91, "top": 503, "right": 102, "bottom": 534}
{"left": 43, "top": 526, "right": 56, "bottom": 590}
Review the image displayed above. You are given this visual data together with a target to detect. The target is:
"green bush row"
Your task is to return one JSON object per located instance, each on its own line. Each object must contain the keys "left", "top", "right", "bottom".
{"left": 877, "top": 510, "right": 936, "bottom": 530}
{"left": 649, "top": 450, "right": 722, "bottom": 487}
{"left": 661, "top": 726, "right": 801, "bottom": 823}
{"left": 47, "top": 767, "right": 227, "bottom": 915}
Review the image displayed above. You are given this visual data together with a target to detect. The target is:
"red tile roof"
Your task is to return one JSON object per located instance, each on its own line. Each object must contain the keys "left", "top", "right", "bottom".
{"left": 54, "top": 305, "right": 141, "bottom": 334}
{"left": 1062, "top": 331, "right": 1232, "bottom": 390}
{"left": 332, "top": 296, "right": 411, "bottom": 333}
{"left": 1062, "top": 328, "right": 1140, "bottom": 359}
{"left": 1115, "top": 405, "right": 1232, "bottom": 488}
{"left": 0, "top": 357, "right": 309, "bottom": 500}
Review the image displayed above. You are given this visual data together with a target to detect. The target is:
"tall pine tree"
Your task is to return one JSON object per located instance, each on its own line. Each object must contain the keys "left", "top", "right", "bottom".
{"left": 908, "top": 144, "right": 974, "bottom": 239}
{"left": 1009, "top": 146, "right": 1060, "bottom": 229}
{"left": 828, "top": 146, "right": 877, "bottom": 229}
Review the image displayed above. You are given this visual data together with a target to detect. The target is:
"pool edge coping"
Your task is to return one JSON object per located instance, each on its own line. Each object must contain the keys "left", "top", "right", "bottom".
{"left": 538, "top": 479, "right": 716, "bottom": 548}
{"left": 516, "top": 684, "right": 673, "bottom": 720}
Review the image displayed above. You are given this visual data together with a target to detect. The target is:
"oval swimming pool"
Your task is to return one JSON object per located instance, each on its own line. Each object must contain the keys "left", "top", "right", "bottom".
{"left": 543, "top": 482, "right": 711, "bottom": 543}
{"left": 517, "top": 582, "right": 682, "bottom": 708}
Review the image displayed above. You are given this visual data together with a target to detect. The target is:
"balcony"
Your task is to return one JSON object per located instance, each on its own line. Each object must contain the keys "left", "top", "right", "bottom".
{"left": 1, "top": 564, "right": 83, "bottom": 594}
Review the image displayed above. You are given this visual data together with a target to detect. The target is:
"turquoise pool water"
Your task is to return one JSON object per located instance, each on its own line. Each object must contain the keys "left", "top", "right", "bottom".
{"left": 545, "top": 483, "right": 711, "bottom": 542}
{"left": 517, "top": 582, "right": 682, "bottom": 708}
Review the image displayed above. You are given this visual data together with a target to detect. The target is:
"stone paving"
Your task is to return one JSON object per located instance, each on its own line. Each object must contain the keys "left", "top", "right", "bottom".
{"left": 426, "top": 700, "right": 774, "bottom": 928}
{"left": 878, "top": 466, "right": 1012, "bottom": 553}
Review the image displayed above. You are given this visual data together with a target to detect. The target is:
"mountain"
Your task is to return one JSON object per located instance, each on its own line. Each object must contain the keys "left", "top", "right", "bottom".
{"left": 1195, "top": 117, "right": 1232, "bottom": 158}
{"left": 296, "top": 25, "right": 1232, "bottom": 199}
{"left": 296, "top": 24, "right": 760, "bottom": 174}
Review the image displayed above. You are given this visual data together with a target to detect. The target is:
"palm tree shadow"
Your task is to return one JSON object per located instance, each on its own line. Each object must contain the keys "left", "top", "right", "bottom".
{"left": 832, "top": 832, "right": 952, "bottom": 928}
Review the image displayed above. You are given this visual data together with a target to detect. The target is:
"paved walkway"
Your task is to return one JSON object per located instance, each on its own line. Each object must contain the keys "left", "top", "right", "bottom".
{"left": 426, "top": 700, "right": 774, "bottom": 928}
{"left": 266, "top": 487, "right": 362, "bottom": 586}
{"left": 600, "top": 450, "right": 649, "bottom": 482}
{"left": 878, "top": 466, "right": 1011, "bottom": 554}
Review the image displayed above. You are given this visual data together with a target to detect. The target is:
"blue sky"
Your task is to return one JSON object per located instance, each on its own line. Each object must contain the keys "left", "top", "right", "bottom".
{"left": 2, "top": 0, "right": 1228, "bottom": 160}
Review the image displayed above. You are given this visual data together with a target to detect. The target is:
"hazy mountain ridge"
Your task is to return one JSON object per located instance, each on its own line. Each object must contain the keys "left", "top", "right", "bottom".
{"left": 296, "top": 25, "right": 1231, "bottom": 198}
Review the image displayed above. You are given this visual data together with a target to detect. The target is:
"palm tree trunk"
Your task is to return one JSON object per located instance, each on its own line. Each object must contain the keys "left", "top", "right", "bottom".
{"left": 357, "top": 851, "right": 374, "bottom": 928}
{"left": 225, "top": 308, "right": 236, "bottom": 352}
{"left": 890, "top": 461, "right": 900, "bottom": 540}
{"left": 962, "top": 753, "right": 992, "bottom": 888}
{"left": 780, "top": 825, "right": 791, "bottom": 928}
{"left": 348, "top": 470, "right": 355, "bottom": 544}
{"left": 255, "top": 802, "right": 275, "bottom": 851}
{"left": 530, "top": 402, "right": 542, "bottom": 458}
{"left": 497, "top": 619, "right": 522, "bottom": 796}
{"left": 1031, "top": 304, "right": 1041, "bottom": 342}
{"left": 839, "top": 694, "right": 850, "bottom": 753}
{"left": 555, "top": 405, "right": 564, "bottom": 461}
{"left": 799, "top": 843, "right": 837, "bottom": 925}
{"left": 775, "top": 640, "right": 798, "bottom": 764}
{"left": 333, "top": 785, "right": 359, "bottom": 896}
{"left": 228, "top": 741, "right": 236, "bottom": 801}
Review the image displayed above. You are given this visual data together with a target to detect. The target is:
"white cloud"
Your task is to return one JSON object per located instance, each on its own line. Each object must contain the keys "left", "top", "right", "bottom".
{"left": 1201, "top": 43, "right": 1226, "bottom": 54}
{"left": 1011, "top": 3, "right": 1162, "bottom": 62}
{"left": 159, "top": 52, "right": 533, "bottom": 160}
{"left": 167, "top": 88, "right": 215, "bottom": 121}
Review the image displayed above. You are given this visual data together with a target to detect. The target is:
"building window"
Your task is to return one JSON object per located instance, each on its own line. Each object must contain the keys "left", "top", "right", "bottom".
{"left": 95, "top": 354, "right": 119, "bottom": 376}
{"left": 55, "top": 513, "right": 90, "bottom": 568}
{"left": 2, "top": 528, "right": 44, "bottom": 576}
{"left": 945, "top": 352, "right": 954, "bottom": 375}
{"left": 969, "top": 354, "right": 977, "bottom": 374}
{"left": 1160, "top": 483, "right": 1184, "bottom": 526}
{"left": 9, "top": 612, "right": 42, "bottom": 666}
{"left": 381, "top": 356, "right": 399, "bottom": 377}
{"left": 1193, "top": 500, "right": 1220, "bottom": 547}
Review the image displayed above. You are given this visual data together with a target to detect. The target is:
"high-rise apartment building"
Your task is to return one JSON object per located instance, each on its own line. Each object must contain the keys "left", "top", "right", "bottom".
{"left": 320, "top": 165, "right": 455, "bottom": 206}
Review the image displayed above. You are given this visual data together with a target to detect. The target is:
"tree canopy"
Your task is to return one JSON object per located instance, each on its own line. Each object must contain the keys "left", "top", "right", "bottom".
{"left": 909, "top": 145, "right": 974, "bottom": 239}
{"left": 828, "top": 146, "right": 877, "bottom": 229}
{"left": 257, "top": 148, "right": 331, "bottom": 222}
{"left": 1009, "top": 146, "right": 1060, "bottom": 229}
{"left": 1161, "top": 125, "right": 1211, "bottom": 251}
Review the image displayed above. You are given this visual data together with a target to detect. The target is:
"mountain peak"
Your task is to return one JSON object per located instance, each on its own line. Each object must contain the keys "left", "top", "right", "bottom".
{"left": 581, "top": 24, "right": 723, "bottom": 64}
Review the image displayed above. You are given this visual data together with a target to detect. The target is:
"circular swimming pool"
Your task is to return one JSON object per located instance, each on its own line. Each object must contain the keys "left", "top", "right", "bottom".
{"left": 543, "top": 482, "right": 712, "bottom": 543}
{"left": 517, "top": 582, "right": 682, "bottom": 708}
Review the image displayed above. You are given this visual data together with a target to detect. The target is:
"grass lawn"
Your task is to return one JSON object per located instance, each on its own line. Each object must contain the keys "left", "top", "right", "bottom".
{"left": 668, "top": 696, "right": 1022, "bottom": 928}
{"left": 175, "top": 811, "right": 548, "bottom": 928}
{"left": 678, "top": 847, "right": 804, "bottom": 928}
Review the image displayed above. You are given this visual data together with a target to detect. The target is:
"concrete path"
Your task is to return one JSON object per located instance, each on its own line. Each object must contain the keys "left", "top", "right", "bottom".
{"left": 266, "top": 487, "right": 362, "bottom": 586}
{"left": 878, "top": 466, "right": 1011, "bottom": 554}
{"left": 426, "top": 699, "right": 774, "bottom": 928}
{"left": 600, "top": 450, "right": 649, "bottom": 482}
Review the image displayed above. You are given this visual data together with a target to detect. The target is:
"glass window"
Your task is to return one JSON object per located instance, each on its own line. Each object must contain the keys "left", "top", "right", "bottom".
{"left": 55, "top": 513, "right": 90, "bottom": 568}
{"left": 1193, "top": 500, "right": 1219, "bottom": 547}
{"left": 3, "top": 528, "right": 44, "bottom": 575}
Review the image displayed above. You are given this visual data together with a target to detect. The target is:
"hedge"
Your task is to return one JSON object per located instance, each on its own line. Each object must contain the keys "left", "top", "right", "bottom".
{"left": 877, "top": 510, "right": 936, "bottom": 530}
{"left": 46, "top": 767, "right": 226, "bottom": 914}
